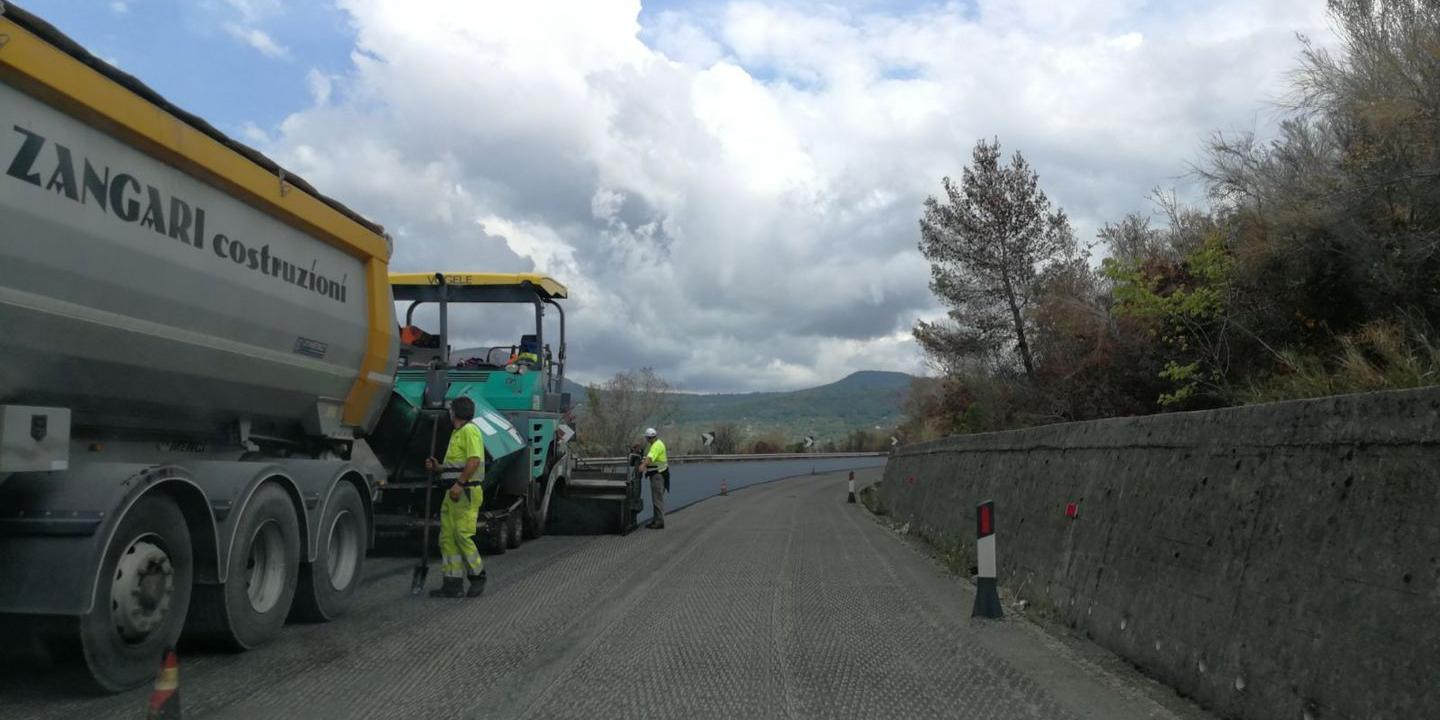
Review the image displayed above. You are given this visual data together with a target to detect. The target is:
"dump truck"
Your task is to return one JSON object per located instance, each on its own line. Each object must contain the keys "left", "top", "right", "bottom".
{"left": 0, "top": 4, "right": 636, "bottom": 692}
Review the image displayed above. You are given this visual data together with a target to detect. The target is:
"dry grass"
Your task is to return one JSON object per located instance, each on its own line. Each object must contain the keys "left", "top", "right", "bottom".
{"left": 1246, "top": 322, "right": 1440, "bottom": 402}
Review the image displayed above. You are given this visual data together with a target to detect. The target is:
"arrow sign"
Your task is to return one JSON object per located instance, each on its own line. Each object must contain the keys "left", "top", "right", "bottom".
{"left": 890, "top": 436, "right": 899, "bottom": 447}
{"left": 701, "top": 432, "right": 715, "bottom": 447}
{"left": 803, "top": 436, "right": 815, "bottom": 449}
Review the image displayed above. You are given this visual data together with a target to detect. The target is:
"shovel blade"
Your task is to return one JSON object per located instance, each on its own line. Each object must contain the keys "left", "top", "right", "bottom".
{"left": 410, "top": 565, "right": 429, "bottom": 596}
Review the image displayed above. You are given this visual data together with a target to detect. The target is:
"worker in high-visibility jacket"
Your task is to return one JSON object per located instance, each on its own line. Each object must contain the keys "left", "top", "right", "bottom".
{"left": 508, "top": 334, "right": 541, "bottom": 368}
{"left": 424, "top": 396, "right": 487, "bottom": 598}
{"left": 637, "top": 427, "right": 669, "bottom": 529}
{"left": 507, "top": 350, "right": 539, "bottom": 366}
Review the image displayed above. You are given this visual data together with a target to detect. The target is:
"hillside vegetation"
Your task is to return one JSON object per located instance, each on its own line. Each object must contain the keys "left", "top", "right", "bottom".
{"left": 906, "top": 1, "right": 1440, "bottom": 441}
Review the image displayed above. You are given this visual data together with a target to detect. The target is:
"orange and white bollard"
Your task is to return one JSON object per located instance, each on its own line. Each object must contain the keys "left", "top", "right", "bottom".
{"left": 847, "top": 471, "right": 856, "bottom": 503}
{"left": 147, "top": 647, "right": 182, "bottom": 719}
{"left": 720, "top": 479, "right": 728, "bottom": 496}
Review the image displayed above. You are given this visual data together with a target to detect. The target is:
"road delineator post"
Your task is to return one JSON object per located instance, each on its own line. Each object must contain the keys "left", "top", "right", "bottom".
{"left": 847, "top": 471, "right": 856, "bottom": 503}
{"left": 972, "top": 500, "right": 1003, "bottom": 619}
{"left": 146, "top": 647, "right": 182, "bottom": 719}
{"left": 720, "top": 479, "right": 728, "bottom": 496}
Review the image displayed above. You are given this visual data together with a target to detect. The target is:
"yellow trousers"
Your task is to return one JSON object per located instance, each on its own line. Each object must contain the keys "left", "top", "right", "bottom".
{"left": 439, "top": 485, "right": 484, "bottom": 579}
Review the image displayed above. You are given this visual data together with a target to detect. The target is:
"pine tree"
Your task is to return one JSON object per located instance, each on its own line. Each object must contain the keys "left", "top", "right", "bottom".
{"left": 916, "top": 139, "right": 1077, "bottom": 378}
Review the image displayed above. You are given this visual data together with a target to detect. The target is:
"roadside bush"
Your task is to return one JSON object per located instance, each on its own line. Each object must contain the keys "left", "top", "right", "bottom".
{"left": 1245, "top": 321, "right": 1440, "bottom": 402}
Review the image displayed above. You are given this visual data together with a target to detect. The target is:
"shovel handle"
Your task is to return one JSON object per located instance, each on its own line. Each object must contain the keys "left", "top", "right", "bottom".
{"left": 419, "top": 416, "right": 442, "bottom": 559}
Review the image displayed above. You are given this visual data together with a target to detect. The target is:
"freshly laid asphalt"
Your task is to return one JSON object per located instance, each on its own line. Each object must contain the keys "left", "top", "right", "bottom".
{"left": 0, "top": 469, "right": 1212, "bottom": 719}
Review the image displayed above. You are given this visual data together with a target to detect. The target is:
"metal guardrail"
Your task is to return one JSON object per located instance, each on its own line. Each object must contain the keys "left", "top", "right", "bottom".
{"left": 574, "top": 451, "right": 889, "bottom": 467}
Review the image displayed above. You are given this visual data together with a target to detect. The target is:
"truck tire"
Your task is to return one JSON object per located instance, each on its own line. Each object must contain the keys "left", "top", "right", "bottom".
{"left": 291, "top": 482, "right": 367, "bottom": 622}
{"left": 81, "top": 493, "right": 194, "bottom": 692}
{"left": 186, "top": 483, "right": 300, "bottom": 650}
{"left": 506, "top": 512, "right": 523, "bottom": 549}
{"left": 487, "top": 518, "right": 507, "bottom": 555}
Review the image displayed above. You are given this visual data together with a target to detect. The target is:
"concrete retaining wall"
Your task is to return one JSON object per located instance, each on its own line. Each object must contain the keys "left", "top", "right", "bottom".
{"left": 880, "top": 387, "right": 1440, "bottom": 720}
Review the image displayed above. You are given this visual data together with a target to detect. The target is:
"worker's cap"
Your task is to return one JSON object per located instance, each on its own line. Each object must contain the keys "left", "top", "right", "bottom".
{"left": 644, "top": 428, "right": 658, "bottom": 438}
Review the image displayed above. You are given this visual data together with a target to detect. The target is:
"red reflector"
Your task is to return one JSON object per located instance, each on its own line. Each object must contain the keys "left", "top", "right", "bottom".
{"left": 979, "top": 505, "right": 992, "bottom": 536}
{"left": 1066, "top": 503, "right": 1078, "bottom": 519}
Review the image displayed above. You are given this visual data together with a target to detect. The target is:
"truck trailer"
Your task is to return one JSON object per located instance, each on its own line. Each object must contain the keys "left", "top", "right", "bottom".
{"left": 0, "top": 4, "right": 635, "bottom": 692}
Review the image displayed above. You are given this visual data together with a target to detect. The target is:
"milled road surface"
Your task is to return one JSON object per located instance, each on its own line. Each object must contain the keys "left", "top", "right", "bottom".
{"left": 1, "top": 469, "right": 1212, "bottom": 719}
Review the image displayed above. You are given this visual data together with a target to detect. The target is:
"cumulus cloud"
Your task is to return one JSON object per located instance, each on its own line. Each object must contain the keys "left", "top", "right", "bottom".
{"left": 258, "top": 0, "right": 1333, "bottom": 391}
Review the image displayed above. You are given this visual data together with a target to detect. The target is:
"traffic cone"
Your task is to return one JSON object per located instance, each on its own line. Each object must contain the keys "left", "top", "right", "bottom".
{"left": 146, "top": 648, "right": 181, "bottom": 719}
{"left": 720, "top": 479, "right": 728, "bottom": 496}
{"left": 847, "top": 471, "right": 856, "bottom": 503}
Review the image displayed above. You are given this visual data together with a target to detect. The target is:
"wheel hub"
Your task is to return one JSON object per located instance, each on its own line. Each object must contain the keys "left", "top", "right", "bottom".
{"left": 111, "top": 538, "right": 174, "bottom": 644}
{"left": 245, "top": 520, "right": 286, "bottom": 613}
{"left": 325, "top": 510, "right": 359, "bottom": 590}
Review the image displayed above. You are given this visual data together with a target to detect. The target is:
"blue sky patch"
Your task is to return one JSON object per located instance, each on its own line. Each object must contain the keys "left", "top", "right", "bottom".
{"left": 20, "top": 0, "right": 356, "bottom": 139}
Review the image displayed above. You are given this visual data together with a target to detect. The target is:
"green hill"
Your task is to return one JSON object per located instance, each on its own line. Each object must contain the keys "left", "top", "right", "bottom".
{"left": 669, "top": 371, "right": 915, "bottom": 441}
{"left": 455, "top": 356, "right": 914, "bottom": 445}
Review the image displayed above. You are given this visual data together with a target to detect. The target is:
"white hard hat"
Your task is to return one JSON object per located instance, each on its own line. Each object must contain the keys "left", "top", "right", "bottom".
{"left": 644, "top": 428, "right": 658, "bottom": 438}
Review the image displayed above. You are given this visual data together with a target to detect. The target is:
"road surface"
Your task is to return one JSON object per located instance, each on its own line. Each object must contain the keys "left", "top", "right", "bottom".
{"left": 1, "top": 469, "right": 1210, "bottom": 719}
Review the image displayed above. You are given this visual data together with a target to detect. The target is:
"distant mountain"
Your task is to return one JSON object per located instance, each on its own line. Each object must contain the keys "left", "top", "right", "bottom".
{"left": 669, "top": 371, "right": 915, "bottom": 441}
{"left": 562, "top": 377, "right": 587, "bottom": 398}
{"left": 461, "top": 359, "right": 915, "bottom": 442}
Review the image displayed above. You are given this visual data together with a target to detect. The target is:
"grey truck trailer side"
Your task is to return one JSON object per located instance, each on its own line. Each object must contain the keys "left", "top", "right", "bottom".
{"left": 0, "top": 4, "right": 397, "bottom": 690}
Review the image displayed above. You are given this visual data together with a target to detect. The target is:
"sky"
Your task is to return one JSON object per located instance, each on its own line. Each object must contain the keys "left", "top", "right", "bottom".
{"left": 19, "top": 0, "right": 1336, "bottom": 391}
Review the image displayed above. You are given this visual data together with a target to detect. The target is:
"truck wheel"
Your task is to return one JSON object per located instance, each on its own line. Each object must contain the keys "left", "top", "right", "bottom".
{"left": 506, "top": 513, "right": 523, "bottom": 549}
{"left": 186, "top": 483, "right": 299, "bottom": 650}
{"left": 291, "top": 482, "right": 367, "bottom": 622}
{"left": 80, "top": 493, "right": 194, "bottom": 692}
{"left": 487, "top": 518, "right": 507, "bottom": 555}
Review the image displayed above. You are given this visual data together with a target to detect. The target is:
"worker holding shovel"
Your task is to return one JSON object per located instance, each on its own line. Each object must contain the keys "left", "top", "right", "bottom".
{"left": 424, "top": 396, "right": 488, "bottom": 598}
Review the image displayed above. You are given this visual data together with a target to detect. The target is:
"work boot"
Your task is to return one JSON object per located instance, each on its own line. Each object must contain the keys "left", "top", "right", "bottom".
{"left": 466, "top": 571, "right": 487, "bottom": 598}
{"left": 429, "top": 577, "right": 465, "bottom": 598}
